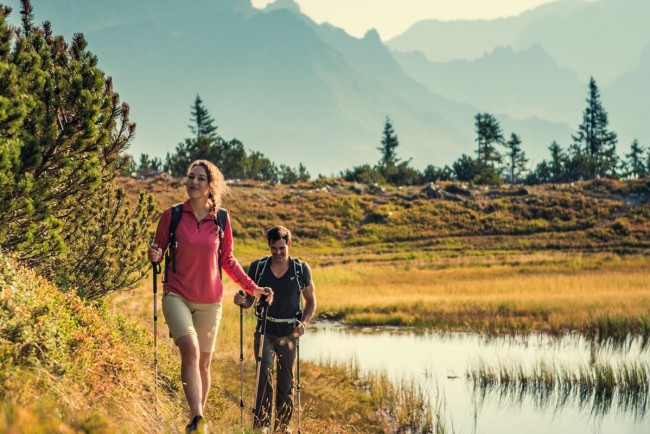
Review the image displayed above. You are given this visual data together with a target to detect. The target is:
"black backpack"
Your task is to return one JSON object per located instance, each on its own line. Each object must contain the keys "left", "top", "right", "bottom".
{"left": 163, "top": 203, "right": 228, "bottom": 283}
{"left": 253, "top": 256, "right": 307, "bottom": 292}
{"left": 252, "top": 256, "right": 307, "bottom": 324}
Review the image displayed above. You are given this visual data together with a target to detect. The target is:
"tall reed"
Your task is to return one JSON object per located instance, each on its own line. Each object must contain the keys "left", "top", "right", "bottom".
{"left": 467, "top": 359, "right": 650, "bottom": 420}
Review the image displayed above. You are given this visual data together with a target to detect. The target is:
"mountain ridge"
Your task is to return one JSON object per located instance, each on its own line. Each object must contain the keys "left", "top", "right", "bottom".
{"left": 9, "top": 0, "right": 648, "bottom": 175}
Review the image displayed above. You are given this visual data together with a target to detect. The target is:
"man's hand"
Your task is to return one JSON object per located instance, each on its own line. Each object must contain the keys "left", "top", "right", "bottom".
{"left": 293, "top": 320, "right": 306, "bottom": 337}
{"left": 233, "top": 290, "right": 248, "bottom": 307}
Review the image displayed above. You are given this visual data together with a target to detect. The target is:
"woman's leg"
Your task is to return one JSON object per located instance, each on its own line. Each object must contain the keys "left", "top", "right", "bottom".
{"left": 177, "top": 334, "right": 203, "bottom": 418}
{"left": 192, "top": 301, "right": 222, "bottom": 411}
{"left": 162, "top": 293, "right": 203, "bottom": 419}
{"left": 199, "top": 351, "right": 213, "bottom": 408}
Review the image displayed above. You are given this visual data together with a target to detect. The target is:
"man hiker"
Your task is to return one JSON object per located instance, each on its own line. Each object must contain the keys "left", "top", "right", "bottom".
{"left": 234, "top": 225, "right": 317, "bottom": 434}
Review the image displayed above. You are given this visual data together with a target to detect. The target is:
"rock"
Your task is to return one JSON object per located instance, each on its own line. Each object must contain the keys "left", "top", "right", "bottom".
{"left": 421, "top": 183, "right": 443, "bottom": 199}
{"left": 445, "top": 183, "right": 471, "bottom": 196}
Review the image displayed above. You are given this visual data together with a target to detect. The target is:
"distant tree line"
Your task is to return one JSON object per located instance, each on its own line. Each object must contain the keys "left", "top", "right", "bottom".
{"left": 136, "top": 77, "right": 648, "bottom": 187}
{"left": 131, "top": 95, "right": 310, "bottom": 184}
{"left": 343, "top": 77, "right": 649, "bottom": 186}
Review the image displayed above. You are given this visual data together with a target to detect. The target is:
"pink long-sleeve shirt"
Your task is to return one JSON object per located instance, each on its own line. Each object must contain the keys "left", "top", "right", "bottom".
{"left": 153, "top": 201, "right": 257, "bottom": 303}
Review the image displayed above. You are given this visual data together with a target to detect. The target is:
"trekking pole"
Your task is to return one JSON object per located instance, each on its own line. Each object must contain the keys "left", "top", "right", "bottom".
{"left": 238, "top": 290, "right": 245, "bottom": 427}
{"left": 295, "top": 310, "right": 303, "bottom": 434}
{"left": 151, "top": 250, "right": 162, "bottom": 417}
{"left": 252, "top": 296, "right": 269, "bottom": 430}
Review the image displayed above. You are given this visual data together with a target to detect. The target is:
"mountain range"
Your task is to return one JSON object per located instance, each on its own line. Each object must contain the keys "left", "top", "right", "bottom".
{"left": 10, "top": 0, "right": 650, "bottom": 176}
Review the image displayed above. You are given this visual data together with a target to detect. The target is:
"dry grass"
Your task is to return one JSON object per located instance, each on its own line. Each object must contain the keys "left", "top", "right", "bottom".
{"left": 314, "top": 252, "right": 650, "bottom": 335}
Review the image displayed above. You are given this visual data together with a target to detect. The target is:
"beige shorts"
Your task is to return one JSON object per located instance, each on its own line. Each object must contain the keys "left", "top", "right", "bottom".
{"left": 162, "top": 292, "right": 223, "bottom": 353}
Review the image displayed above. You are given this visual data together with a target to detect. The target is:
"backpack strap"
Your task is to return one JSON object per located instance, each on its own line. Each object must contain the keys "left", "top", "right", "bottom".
{"left": 215, "top": 208, "right": 228, "bottom": 280}
{"left": 254, "top": 256, "right": 271, "bottom": 285}
{"left": 252, "top": 256, "right": 271, "bottom": 320}
{"left": 292, "top": 258, "right": 306, "bottom": 292}
{"left": 163, "top": 203, "right": 184, "bottom": 283}
{"left": 292, "top": 258, "right": 306, "bottom": 313}
{"left": 164, "top": 205, "right": 228, "bottom": 283}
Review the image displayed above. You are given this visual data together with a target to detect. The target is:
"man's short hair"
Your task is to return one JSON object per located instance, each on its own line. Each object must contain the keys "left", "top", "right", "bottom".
{"left": 267, "top": 226, "right": 291, "bottom": 244}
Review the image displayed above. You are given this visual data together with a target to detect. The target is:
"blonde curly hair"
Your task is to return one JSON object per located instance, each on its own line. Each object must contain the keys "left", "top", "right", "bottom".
{"left": 187, "top": 160, "right": 230, "bottom": 215}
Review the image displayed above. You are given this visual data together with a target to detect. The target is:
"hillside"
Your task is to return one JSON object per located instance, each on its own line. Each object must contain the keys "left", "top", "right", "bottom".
{"left": 0, "top": 251, "right": 179, "bottom": 432}
{"left": 118, "top": 176, "right": 650, "bottom": 264}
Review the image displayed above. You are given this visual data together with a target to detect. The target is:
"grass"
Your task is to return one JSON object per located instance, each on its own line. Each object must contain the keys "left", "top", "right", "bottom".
{"left": 316, "top": 358, "right": 448, "bottom": 434}
{"left": 311, "top": 251, "right": 650, "bottom": 338}
{"left": 2, "top": 251, "right": 413, "bottom": 433}
{"left": 116, "top": 176, "right": 650, "bottom": 339}
{"left": 0, "top": 251, "right": 178, "bottom": 433}
{"left": 467, "top": 359, "right": 650, "bottom": 420}
{"left": 117, "top": 176, "right": 650, "bottom": 256}
{"left": 111, "top": 269, "right": 443, "bottom": 433}
{"left": 4, "top": 176, "right": 647, "bottom": 432}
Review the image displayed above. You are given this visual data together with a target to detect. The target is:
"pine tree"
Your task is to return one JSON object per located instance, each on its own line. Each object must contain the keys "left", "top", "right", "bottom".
{"left": 189, "top": 94, "right": 219, "bottom": 140}
{"left": 625, "top": 139, "right": 647, "bottom": 178}
{"left": 452, "top": 154, "right": 479, "bottom": 182}
{"left": 188, "top": 94, "right": 222, "bottom": 161}
{"left": 571, "top": 77, "right": 618, "bottom": 179}
{"left": 504, "top": 133, "right": 528, "bottom": 184}
{"left": 472, "top": 112, "right": 504, "bottom": 184}
{"left": 474, "top": 112, "right": 504, "bottom": 168}
{"left": 246, "top": 151, "right": 278, "bottom": 182}
{"left": 548, "top": 141, "right": 564, "bottom": 182}
{"left": 219, "top": 138, "right": 247, "bottom": 179}
{"left": 0, "top": 2, "right": 156, "bottom": 299}
{"left": 166, "top": 95, "right": 224, "bottom": 176}
{"left": 377, "top": 116, "right": 399, "bottom": 170}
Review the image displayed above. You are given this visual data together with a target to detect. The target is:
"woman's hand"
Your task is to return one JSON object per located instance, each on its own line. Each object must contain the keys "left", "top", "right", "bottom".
{"left": 253, "top": 286, "right": 274, "bottom": 305}
{"left": 148, "top": 243, "right": 163, "bottom": 263}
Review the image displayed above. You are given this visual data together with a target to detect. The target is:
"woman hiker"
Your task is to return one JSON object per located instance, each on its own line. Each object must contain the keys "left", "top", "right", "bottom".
{"left": 148, "top": 159, "right": 273, "bottom": 433}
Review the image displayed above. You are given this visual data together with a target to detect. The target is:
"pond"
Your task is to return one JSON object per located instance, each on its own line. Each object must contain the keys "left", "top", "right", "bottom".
{"left": 300, "top": 322, "right": 650, "bottom": 434}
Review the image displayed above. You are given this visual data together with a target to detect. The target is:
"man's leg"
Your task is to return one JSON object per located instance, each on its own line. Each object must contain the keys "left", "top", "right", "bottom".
{"left": 253, "top": 332, "right": 276, "bottom": 429}
{"left": 274, "top": 335, "right": 297, "bottom": 433}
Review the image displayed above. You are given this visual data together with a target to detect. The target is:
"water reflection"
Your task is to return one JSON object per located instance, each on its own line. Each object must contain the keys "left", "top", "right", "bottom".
{"left": 301, "top": 322, "right": 650, "bottom": 434}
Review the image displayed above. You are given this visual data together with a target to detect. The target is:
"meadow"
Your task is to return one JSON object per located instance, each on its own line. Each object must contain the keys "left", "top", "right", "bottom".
{"left": 114, "top": 175, "right": 649, "bottom": 432}
{"left": 2, "top": 176, "right": 648, "bottom": 433}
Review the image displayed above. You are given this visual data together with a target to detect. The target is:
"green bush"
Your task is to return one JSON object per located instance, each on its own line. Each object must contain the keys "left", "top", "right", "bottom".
{"left": 0, "top": 5, "right": 156, "bottom": 298}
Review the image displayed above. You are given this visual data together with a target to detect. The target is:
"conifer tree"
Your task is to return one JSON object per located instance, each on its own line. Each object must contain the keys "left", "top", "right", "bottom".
{"left": 474, "top": 112, "right": 504, "bottom": 168}
{"left": 452, "top": 154, "right": 479, "bottom": 182}
{"left": 473, "top": 112, "right": 504, "bottom": 184}
{"left": 0, "top": 2, "right": 155, "bottom": 299}
{"left": 220, "top": 138, "right": 248, "bottom": 179}
{"left": 625, "top": 139, "right": 647, "bottom": 178}
{"left": 166, "top": 95, "right": 224, "bottom": 176}
{"left": 246, "top": 151, "right": 278, "bottom": 182}
{"left": 571, "top": 77, "right": 618, "bottom": 179}
{"left": 189, "top": 94, "right": 219, "bottom": 140}
{"left": 504, "top": 133, "right": 528, "bottom": 184}
{"left": 377, "top": 116, "right": 399, "bottom": 170}
{"left": 548, "top": 141, "right": 564, "bottom": 182}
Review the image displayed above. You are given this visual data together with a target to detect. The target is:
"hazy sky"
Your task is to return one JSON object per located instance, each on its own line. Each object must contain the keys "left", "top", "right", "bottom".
{"left": 250, "top": 0, "right": 559, "bottom": 40}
